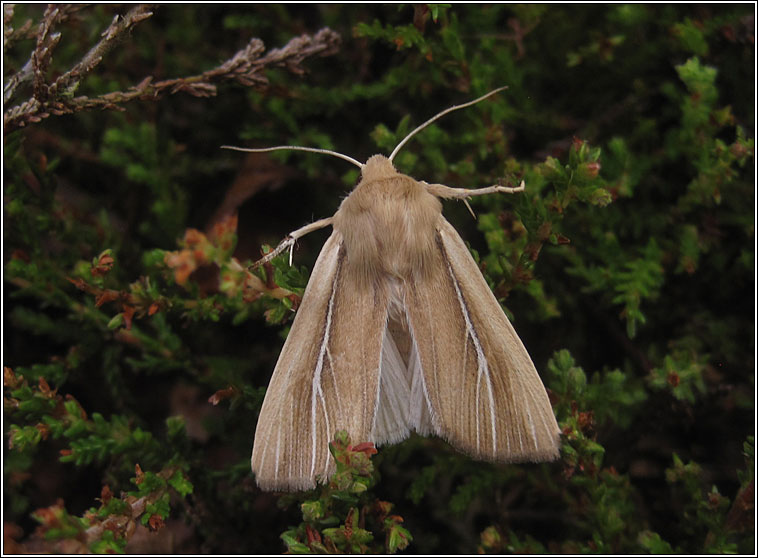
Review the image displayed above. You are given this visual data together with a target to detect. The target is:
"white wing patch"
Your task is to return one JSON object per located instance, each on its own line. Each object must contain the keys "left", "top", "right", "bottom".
{"left": 371, "top": 328, "right": 411, "bottom": 443}
{"left": 371, "top": 279, "right": 438, "bottom": 444}
{"left": 371, "top": 280, "right": 413, "bottom": 444}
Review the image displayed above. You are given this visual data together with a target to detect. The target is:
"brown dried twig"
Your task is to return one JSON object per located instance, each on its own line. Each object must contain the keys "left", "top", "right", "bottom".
{"left": 4, "top": 4, "right": 87, "bottom": 105}
{"left": 47, "top": 4, "right": 156, "bottom": 100}
{"left": 3, "top": 4, "right": 35, "bottom": 50}
{"left": 3, "top": 5, "right": 341, "bottom": 132}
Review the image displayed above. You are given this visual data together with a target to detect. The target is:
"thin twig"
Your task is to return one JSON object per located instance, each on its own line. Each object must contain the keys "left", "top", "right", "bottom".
{"left": 48, "top": 4, "right": 156, "bottom": 99}
{"left": 4, "top": 4, "right": 34, "bottom": 50}
{"left": 3, "top": 3, "right": 15, "bottom": 45}
{"left": 31, "top": 5, "right": 63, "bottom": 103}
{"left": 4, "top": 58, "right": 33, "bottom": 104}
{"left": 4, "top": 12, "right": 341, "bottom": 132}
{"left": 4, "top": 4, "right": 86, "bottom": 104}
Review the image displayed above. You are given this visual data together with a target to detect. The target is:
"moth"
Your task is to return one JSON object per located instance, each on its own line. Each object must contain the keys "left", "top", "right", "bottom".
{"left": 226, "top": 87, "right": 561, "bottom": 491}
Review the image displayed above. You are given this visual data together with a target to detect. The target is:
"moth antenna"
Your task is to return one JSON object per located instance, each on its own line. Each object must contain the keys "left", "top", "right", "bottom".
{"left": 221, "top": 145, "right": 364, "bottom": 169}
{"left": 388, "top": 86, "right": 508, "bottom": 163}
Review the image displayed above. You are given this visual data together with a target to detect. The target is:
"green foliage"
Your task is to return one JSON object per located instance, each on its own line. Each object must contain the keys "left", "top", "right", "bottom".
{"left": 661, "top": 447, "right": 753, "bottom": 554}
{"left": 4, "top": 4, "right": 753, "bottom": 554}
{"left": 99, "top": 121, "right": 188, "bottom": 245}
{"left": 22, "top": 463, "right": 194, "bottom": 553}
{"left": 547, "top": 349, "right": 647, "bottom": 429}
{"left": 648, "top": 348, "right": 708, "bottom": 403}
{"left": 4, "top": 367, "right": 183, "bottom": 475}
{"left": 279, "top": 432, "right": 412, "bottom": 554}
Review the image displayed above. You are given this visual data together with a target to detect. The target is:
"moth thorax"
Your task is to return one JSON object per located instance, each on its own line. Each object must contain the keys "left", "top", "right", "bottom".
{"left": 333, "top": 157, "right": 443, "bottom": 288}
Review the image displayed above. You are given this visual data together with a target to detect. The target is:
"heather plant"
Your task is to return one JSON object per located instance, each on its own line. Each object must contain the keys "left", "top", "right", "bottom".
{"left": 4, "top": 4, "right": 754, "bottom": 553}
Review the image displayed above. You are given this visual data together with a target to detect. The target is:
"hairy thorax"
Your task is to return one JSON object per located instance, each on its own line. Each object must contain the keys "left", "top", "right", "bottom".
{"left": 332, "top": 155, "right": 443, "bottom": 288}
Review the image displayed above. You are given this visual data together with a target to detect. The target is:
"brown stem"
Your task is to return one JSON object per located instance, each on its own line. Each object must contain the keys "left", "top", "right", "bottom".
{"left": 48, "top": 4, "right": 156, "bottom": 99}
{"left": 4, "top": 20, "right": 340, "bottom": 132}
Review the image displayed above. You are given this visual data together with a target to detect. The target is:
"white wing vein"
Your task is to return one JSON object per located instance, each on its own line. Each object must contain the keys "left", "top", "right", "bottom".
{"left": 441, "top": 238, "right": 498, "bottom": 457}
{"left": 310, "top": 258, "right": 341, "bottom": 479}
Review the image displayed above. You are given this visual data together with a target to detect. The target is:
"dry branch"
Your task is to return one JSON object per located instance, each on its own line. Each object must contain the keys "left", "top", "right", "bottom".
{"left": 4, "top": 4, "right": 35, "bottom": 50}
{"left": 3, "top": 5, "right": 341, "bottom": 132}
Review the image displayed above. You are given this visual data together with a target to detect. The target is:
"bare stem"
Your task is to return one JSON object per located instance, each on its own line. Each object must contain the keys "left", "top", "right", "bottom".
{"left": 48, "top": 4, "right": 156, "bottom": 99}
{"left": 3, "top": 6, "right": 341, "bottom": 133}
{"left": 4, "top": 4, "right": 34, "bottom": 51}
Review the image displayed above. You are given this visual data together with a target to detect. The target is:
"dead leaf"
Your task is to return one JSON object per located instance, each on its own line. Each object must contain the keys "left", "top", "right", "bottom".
{"left": 208, "top": 386, "right": 238, "bottom": 406}
{"left": 122, "top": 305, "right": 135, "bottom": 330}
{"left": 134, "top": 464, "right": 145, "bottom": 485}
{"left": 147, "top": 514, "right": 165, "bottom": 532}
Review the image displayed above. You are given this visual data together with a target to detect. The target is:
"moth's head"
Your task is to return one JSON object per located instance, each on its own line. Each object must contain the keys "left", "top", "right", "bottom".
{"left": 360, "top": 154, "right": 397, "bottom": 183}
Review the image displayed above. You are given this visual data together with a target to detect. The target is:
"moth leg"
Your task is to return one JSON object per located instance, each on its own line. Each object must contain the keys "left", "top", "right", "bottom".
{"left": 422, "top": 180, "right": 525, "bottom": 201}
{"left": 250, "top": 217, "right": 334, "bottom": 270}
{"left": 462, "top": 199, "right": 477, "bottom": 220}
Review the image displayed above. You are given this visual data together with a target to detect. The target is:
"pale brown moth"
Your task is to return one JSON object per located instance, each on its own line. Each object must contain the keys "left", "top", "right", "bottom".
{"left": 225, "top": 87, "right": 561, "bottom": 491}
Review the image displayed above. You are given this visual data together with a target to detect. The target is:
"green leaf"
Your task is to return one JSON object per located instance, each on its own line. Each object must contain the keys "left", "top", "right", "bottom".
{"left": 168, "top": 469, "right": 194, "bottom": 497}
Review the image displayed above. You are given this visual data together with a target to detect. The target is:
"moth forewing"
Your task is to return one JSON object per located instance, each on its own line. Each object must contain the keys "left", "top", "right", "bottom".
{"left": 244, "top": 89, "right": 560, "bottom": 491}
{"left": 251, "top": 231, "right": 391, "bottom": 491}
{"left": 250, "top": 232, "right": 344, "bottom": 491}
{"left": 434, "top": 219, "right": 560, "bottom": 460}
